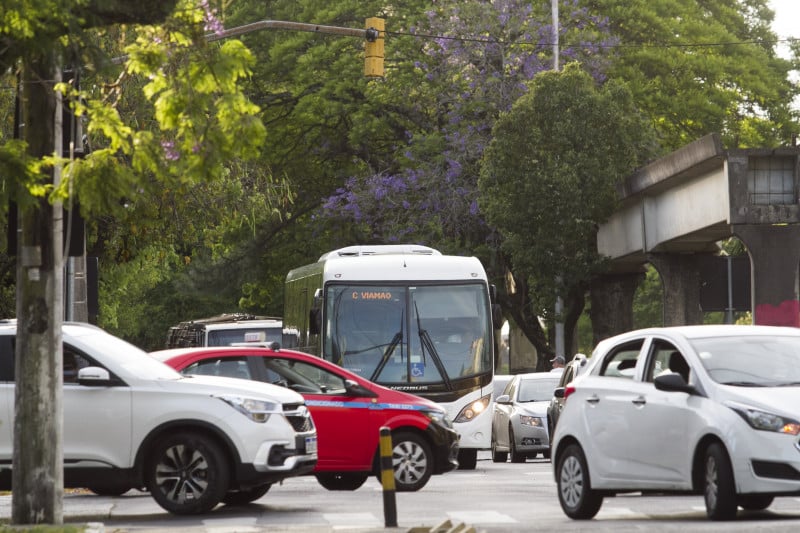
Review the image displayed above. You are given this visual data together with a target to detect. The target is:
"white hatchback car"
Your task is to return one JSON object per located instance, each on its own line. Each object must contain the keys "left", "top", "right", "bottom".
{"left": 552, "top": 325, "right": 800, "bottom": 521}
{"left": 0, "top": 321, "right": 318, "bottom": 514}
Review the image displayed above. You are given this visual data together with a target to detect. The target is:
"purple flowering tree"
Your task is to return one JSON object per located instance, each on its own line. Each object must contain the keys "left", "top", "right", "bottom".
{"left": 324, "top": 0, "right": 614, "bottom": 242}
{"left": 321, "top": 0, "right": 616, "bottom": 358}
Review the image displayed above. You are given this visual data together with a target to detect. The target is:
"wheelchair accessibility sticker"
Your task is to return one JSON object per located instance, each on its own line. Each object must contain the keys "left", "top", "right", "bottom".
{"left": 411, "top": 362, "right": 424, "bottom": 378}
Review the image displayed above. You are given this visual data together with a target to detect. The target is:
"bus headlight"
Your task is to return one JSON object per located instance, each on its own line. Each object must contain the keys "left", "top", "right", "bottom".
{"left": 453, "top": 394, "right": 491, "bottom": 423}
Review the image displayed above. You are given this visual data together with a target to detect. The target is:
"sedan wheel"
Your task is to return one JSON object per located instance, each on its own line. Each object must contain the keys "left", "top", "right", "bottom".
{"left": 556, "top": 444, "right": 603, "bottom": 519}
{"left": 509, "top": 427, "right": 525, "bottom": 463}
{"left": 145, "top": 431, "right": 229, "bottom": 515}
{"left": 316, "top": 473, "right": 369, "bottom": 491}
{"left": 387, "top": 432, "right": 433, "bottom": 492}
{"left": 491, "top": 438, "right": 508, "bottom": 463}
{"left": 703, "top": 442, "right": 737, "bottom": 521}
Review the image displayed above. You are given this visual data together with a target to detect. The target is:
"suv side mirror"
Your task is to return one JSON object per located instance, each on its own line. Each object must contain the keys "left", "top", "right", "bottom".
{"left": 77, "top": 366, "right": 112, "bottom": 386}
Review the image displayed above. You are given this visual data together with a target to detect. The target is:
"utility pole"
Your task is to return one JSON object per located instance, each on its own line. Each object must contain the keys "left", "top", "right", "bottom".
{"left": 552, "top": 0, "right": 564, "bottom": 363}
{"left": 14, "top": 50, "right": 65, "bottom": 525}
{"left": 552, "top": 0, "right": 559, "bottom": 71}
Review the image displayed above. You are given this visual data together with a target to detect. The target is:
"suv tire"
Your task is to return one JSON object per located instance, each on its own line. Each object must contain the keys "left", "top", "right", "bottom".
{"left": 145, "top": 431, "right": 230, "bottom": 514}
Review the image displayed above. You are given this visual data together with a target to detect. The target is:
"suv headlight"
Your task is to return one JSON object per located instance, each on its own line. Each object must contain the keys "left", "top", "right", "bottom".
{"left": 216, "top": 395, "right": 280, "bottom": 423}
{"left": 453, "top": 394, "right": 491, "bottom": 423}
{"left": 727, "top": 402, "right": 800, "bottom": 435}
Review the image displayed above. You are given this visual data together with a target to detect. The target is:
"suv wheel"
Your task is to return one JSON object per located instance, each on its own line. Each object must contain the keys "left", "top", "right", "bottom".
{"left": 384, "top": 431, "right": 433, "bottom": 492}
{"left": 556, "top": 443, "right": 603, "bottom": 519}
{"left": 145, "top": 431, "right": 230, "bottom": 514}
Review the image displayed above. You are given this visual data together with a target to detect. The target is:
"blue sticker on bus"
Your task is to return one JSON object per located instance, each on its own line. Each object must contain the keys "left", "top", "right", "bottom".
{"left": 411, "top": 362, "right": 424, "bottom": 378}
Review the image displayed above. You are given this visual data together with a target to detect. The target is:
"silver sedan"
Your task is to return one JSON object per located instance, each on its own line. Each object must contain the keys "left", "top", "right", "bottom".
{"left": 491, "top": 372, "right": 559, "bottom": 462}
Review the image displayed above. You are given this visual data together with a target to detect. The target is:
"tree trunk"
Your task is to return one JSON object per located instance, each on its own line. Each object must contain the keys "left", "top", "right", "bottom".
{"left": 8, "top": 2, "right": 179, "bottom": 526}
{"left": 13, "top": 52, "right": 64, "bottom": 525}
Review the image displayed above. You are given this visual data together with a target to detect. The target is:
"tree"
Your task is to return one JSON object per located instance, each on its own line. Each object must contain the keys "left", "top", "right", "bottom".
{"left": 1, "top": 0, "right": 266, "bottom": 523}
{"left": 318, "top": 0, "right": 614, "bottom": 360}
{"left": 590, "top": 0, "right": 800, "bottom": 150}
{"left": 478, "top": 63, "right": 659, "bottom": 357}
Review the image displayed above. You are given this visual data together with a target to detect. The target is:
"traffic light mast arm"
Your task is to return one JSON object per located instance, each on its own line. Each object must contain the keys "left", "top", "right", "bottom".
{"left": 205, "top": 20, "right": 373, "bottom": 42}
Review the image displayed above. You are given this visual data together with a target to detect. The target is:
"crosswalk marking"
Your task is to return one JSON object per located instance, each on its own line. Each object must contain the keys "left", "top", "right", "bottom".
{"left": 323, "top": 512, "right": 382, "bottom": 527}
{"left": 447, "top": 510, "right": 517, "bottom": 524}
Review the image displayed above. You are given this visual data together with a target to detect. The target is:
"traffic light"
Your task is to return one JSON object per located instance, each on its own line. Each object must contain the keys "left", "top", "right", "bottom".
{"left": 364, "top": 17, "right": 384, "bottom": 78}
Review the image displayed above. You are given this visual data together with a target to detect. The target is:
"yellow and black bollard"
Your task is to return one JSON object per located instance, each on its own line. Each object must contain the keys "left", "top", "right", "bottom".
{"left": 379, "top": 426, "right": 398, "bottom": 527}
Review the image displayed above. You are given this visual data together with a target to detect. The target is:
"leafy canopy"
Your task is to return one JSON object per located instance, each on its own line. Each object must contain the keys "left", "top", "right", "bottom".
{"left": 479, "top": 63, "right": 658, "bottom": 314}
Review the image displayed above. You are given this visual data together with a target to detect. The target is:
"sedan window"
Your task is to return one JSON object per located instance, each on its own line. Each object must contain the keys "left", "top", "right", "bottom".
{"left": 184, "top": 357, "right": 250, "bottom": 379}
{"left": 599, "top": 340, "right": 644, "bottom": 379}
{"left": 262, "top": 358, "right": 347, "bottom": 395}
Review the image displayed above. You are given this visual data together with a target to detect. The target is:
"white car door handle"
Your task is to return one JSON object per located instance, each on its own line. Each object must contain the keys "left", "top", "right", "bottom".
{"left": 631, "top": 396, "right": 646, "bottom": 406}
{"left": 586, "top": 395, "right": 599, "bottom": 404}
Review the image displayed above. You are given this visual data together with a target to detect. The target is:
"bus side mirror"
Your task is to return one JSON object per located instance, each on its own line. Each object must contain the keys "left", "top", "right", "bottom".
{"left": 309, "top": 308, "right": 321, "bottom": 335}
{"left": 491, "top": 303, "right": 503, "bottom": 329}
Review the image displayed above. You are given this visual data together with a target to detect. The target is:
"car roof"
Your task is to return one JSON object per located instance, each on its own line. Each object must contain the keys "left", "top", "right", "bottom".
{"left": 150, "top": 345, "right": 310, "bottom": 362}
{"left": 513, "top": 371, "right": 560, "bottom": 380}
{"left": 592, "top": 324, "right": 800, "bottom": 353}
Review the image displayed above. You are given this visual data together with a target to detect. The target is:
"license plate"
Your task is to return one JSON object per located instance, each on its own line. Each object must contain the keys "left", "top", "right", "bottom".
{"left": 305, "top": 435, "right": 318, "bottom": 454}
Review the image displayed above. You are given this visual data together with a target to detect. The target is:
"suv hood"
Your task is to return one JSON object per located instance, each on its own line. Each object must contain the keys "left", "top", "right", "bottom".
{"left": 170, "top": 374, "right": 305, "bottom": 404}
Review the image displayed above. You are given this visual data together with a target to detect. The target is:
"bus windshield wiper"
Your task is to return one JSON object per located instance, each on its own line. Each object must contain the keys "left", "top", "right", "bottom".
{"left": 415, "top": 301, "right": 452, "bottom": 391}
{"left": 370, "top": 311, "right": 404, "bottom": 382}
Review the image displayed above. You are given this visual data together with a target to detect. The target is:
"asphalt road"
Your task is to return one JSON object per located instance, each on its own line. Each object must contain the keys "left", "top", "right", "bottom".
{"left": 3, "top": 453, "right": 800, "bottom": 532}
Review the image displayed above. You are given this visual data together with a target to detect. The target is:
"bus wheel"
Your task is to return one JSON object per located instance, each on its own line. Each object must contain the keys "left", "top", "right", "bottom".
{"left": 458, "top": 448, "right": 477, "bottom": 470}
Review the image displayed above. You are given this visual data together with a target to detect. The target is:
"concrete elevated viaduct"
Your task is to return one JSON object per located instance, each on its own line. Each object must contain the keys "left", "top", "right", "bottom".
{"left": 592, "top": 133, "right": 800, "bottom": 340}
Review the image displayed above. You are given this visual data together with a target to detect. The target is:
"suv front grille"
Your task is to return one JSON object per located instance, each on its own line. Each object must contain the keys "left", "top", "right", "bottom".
{"left": 283, "top": 403, "right": 314, "bottom": 432}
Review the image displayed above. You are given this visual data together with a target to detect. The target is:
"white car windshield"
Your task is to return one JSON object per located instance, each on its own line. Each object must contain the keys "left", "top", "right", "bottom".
{"left": 691, "top": 335, "right": 800, "bottom": 386}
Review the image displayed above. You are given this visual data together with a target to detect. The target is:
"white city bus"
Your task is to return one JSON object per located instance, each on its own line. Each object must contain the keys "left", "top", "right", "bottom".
{"left": 284, "top": 244, "right": 501, "bottom": 469}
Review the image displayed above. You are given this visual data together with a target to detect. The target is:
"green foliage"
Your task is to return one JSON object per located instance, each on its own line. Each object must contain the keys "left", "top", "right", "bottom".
{"left": 592, "top": 0, "right": 800, "bottom": 150}
{"left": 480, "top": 63, "right": 658, "bottom": 317}
{"left": 633, "top": 265, "right": 664, "bottom": 329}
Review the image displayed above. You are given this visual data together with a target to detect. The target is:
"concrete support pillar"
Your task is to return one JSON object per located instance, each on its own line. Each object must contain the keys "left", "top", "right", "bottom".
{"left": 648, "top": 253, "right": 705, "bottom": 326}
{"left": 590, "top": 271, "right": 644, "bottom": 344}
{"left": 734, "top": 224, "right": 800, "bottom": 327}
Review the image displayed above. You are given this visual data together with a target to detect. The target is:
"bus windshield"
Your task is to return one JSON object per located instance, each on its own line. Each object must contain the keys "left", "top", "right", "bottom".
{"left": 323, "top": 283, "right": 492, "bottom": 388}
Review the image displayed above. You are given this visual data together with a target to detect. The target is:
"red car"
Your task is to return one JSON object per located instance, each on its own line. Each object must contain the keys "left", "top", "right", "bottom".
{"left": 151, "top": 345, "right": 459, "bottom": 492}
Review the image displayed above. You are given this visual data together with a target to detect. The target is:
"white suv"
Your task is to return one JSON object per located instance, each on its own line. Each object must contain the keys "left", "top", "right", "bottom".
{"left": 0, "top": 320, "right": 318, "bottom": 514}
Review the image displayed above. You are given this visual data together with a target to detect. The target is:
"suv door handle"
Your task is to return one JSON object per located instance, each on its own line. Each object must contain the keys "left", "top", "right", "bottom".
{"left": 586, "top": 395, "right": 599, "bottom": 404}
{"left": 631, "top": 396, "right": 646, "bottom": 406}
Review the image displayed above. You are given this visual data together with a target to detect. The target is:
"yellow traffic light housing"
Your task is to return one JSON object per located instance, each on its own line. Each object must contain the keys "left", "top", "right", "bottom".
{"left": 364, "top": 17, "right": 385, "bottom": 78}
